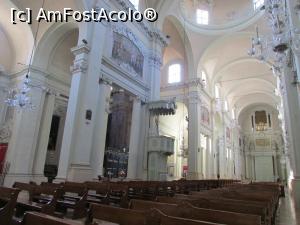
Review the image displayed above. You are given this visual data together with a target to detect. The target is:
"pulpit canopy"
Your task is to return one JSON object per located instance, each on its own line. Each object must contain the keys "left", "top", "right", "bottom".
{"left": 148, "top": 99, "right": 177, "bottom": 116}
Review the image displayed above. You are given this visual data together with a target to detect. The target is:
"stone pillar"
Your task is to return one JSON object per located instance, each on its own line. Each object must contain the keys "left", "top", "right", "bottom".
{"left": 205, "top": 136, "right": 210, "bottom": 178}
{"left": 187, "top": 92, "right": 202, "bottom": 179}
{"left": 90, "top": 80, "right": 112, "bottom": 179}
{"left": 149, "top": 31, "right": 167, "bottom": 101}
{"left": 57, "top": 16, "right": 108, "bottom": 181}
{"left": 56, "top": 45, "right": 90, "bottom": 181}
{"left": 32, "top": 94, "right": 56, "bottom": 178}
{"left": 280, "top": 62, "right": 300, "bottom": 207}
{"left": 4, "top": 82, "right": 46, "bottom": 186}
{"left": 127, "top": 97, "right": 142, "bottom": 179}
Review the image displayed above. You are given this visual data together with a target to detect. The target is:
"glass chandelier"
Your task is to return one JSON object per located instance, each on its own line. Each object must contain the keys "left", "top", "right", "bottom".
{"left": 5, "top": 75, "right": 34, "bottom": 110}
{"left": 5, "top": 0, "right": 46, "bottom": 110}
{"left": 248, "top": 0, "right": 290, "bottom": 73}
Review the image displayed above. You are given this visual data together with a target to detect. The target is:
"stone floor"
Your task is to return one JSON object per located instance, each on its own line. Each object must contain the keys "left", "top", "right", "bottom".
{"left": 276, "top": 194, "right": 300, "bottom": 225}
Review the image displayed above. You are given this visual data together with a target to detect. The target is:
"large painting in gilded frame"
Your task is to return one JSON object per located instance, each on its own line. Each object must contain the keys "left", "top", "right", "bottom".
{"left": 112, "top": 32, "right": 144, "bottom": 77}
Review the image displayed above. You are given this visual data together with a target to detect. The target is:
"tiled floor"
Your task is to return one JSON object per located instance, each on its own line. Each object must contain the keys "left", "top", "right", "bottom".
{"left": 276, "top": 194, "right": 300, "bottom": 225}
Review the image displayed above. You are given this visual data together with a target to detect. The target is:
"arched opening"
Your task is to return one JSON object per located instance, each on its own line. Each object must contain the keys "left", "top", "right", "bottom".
{"left": 32, "top": 23, "right": 79, "bottom": 181}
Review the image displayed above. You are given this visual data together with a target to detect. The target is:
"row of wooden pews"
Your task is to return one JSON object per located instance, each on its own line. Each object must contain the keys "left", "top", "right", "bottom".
{"left": 1, "top": 179, "right": 284, "bottom": 225}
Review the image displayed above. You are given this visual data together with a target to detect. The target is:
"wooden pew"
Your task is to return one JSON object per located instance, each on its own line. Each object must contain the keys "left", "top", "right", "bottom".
{"left": 189, "top": 186, "right": 277, "bottom": 223}
{"left": 108, "top": 182, "right": 129, "bottom": 208}
{"left": 0, "top": 187, "right": 20, "bottom": 225}
{"left": 13, "top": 182, "right": 59, "bottom": 217}
{"left": 157, "top": 196, "right": 268, "bottom": 225}
{"left": 86, "top": 204, "right": 224, "bottom": 225}
{"left": 56, "top": 182, "right": 87, "bottom": 219}
{"left": 86, "top": 203, "right": 147, "bottom": 225}
{"left": 187, "top": 192, "right": 272, "bottom": 222}
{"left": 21, "top": 212, "right": 82, "bottom": 225}
{"left": 130, "top": 199, "right": 261, "bottom": 225}
{"left": 148, "top": 208, "right": 224, "bottom": 225}
{"left": 85, "top": 181, "right": 110, "bottom": 205}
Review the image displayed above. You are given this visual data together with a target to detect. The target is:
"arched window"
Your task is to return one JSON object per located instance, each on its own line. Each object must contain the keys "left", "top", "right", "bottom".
{"left": 130, "top": 0, "right": 139, "bottom": 10}
{"left": 253, "top": 0, "right": 264, "bottom": 10}
{"left": 168, "top": 64, "right": 181, "bottom": 84}
{"left": 201, "top": 71, "right": 207, "bottom": 87}
{"left": 196, "top": 9, "right": 209, "bottom": 25}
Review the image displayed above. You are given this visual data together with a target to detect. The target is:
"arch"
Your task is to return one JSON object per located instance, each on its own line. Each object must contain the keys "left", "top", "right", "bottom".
{"left": 162, "top": 15, "right": 196, "bottom": 79}
{"left": 0, "top": 0, "right": 34, "bottom": 72}
{"left": 33, "top": 22, "right": 81, "bottom": 69}
{"left": 236, "top": 94, "right": 278, "bottom": 118}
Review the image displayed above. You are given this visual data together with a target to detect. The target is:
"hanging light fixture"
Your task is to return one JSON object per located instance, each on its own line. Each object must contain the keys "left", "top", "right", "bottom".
{"left": 248, "top": 0, "right": 291, "bottom": 73}
{"left": 5, "top": 75, "right": 33, "bottom": 110}
{"left": 5, "top": 0, "right": 46, "bottom": 110}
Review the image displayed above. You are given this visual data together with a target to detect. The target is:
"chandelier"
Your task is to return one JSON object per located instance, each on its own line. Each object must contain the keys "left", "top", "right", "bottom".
{"left": 248, "top": 0, "right": 290, "bottom": 73}
{"left": 5, "top": 75, "right": 34, "bottom": 110}
{"left": 5, "top": 0, "right": 46, "bottom": 110}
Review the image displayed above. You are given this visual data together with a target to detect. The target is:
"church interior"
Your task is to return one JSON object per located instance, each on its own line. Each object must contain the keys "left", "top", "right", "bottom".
{"left": 0, "top": 0, "right": 300, "bottom": 224}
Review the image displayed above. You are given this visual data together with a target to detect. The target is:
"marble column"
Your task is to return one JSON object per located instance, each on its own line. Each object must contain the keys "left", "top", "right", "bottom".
{"left": 148, "top": 32, "right": 167, "bottom": 101}
{"left": 286, "top": 0, "right": 300, "bottom": 208}
{"left": 187, "top": 92, "right": 202, "bottom": 179}
{"left": 56, "top": 45, "right": 90, "bottom": 181}
{"left": 90, "top": 80, "right": 112, "bottom": 179}
{"left": 4, "top": 82, "right": 46, "bottom": 186}
{"left": 32, "top": 94, "right": 56, "bottom": 178}
{"left": 127, "top": 97, "right": 142, "bottom": 179}
{"left": 280, "top": 62, "right": 300, "bottom": 207}
{"left": 57, "top": 16, "right": 108, "bottom": 181}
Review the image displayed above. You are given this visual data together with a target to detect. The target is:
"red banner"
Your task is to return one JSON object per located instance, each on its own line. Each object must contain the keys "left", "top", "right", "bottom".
{"left": 0, "top": 143, "right": 8, "bottom": 172}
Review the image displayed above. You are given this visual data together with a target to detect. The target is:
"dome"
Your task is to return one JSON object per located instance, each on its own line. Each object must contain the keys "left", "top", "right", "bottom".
{"left": 180, "top": 0, "right": 264, "bottom": 34}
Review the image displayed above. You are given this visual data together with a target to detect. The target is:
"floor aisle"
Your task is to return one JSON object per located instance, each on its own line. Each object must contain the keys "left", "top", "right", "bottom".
{"left": 276, "top": 193, "right": 300, "bottom": 225}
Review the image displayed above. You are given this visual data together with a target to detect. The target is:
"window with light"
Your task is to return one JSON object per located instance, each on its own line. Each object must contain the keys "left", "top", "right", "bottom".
{"left": 253, "top": 0, "right": 264, "bottom": 10}
{"left": 196, "top": 9, "right": 209, "bottom": 25}
{"left": 168, "top": 64, "right": 181, "bottom": 84}
{"left": 130, "top": 0, "right": 139, "bottom": 10}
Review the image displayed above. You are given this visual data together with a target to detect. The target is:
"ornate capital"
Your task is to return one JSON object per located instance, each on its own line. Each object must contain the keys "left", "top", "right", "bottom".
{"left": 70, "top": 59, "right": 88, "bottom": 74}
{"left": 187, "top": 78, "right": 205, "bottom": 89}
{"left": 148, "top": 51, "right": 162, "bottom": 69}
{"left": 150, "top": 29, "right": 169, "bottom": 48}
{"left": 188, "top": 91, "right": 202, "bottom": 104}
{"left": 71, "top": 44, "right": 90, "bottom": 56}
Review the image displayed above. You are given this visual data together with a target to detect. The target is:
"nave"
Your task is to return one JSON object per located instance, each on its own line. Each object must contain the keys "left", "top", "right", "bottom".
{"left": 0, "top": 179, "right": 291, "bottom": 225}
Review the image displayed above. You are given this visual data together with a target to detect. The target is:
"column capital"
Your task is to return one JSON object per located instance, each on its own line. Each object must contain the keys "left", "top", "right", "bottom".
{"left": 187, "top": 78, "right": 205, "bottom": 89}
{"left": 150, "top": 29, "right": 169, "bottom": 49}
{"left": 70, "top": 45, "right": 90, "bottom": 74}
{"left": 71, "top": 44, "right": 91, "bottom": 56}
{"left": 148, "top": 51, "right": 163, "bottom": 69}
{"left": 188, "top": 91, "right": 202, "bottom": 105}
{"left": 99, "top": 77, "right": 113, "bottom": 86}
{"left": 130, "top": 95, "right": 142, "bottom": 103}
